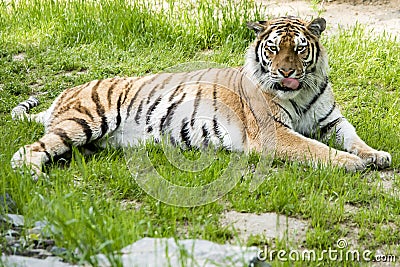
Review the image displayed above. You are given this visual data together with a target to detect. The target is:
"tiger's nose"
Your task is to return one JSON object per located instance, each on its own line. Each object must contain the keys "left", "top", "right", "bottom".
{"left": 278, "top": 68, "right": 295, "bottom": 78}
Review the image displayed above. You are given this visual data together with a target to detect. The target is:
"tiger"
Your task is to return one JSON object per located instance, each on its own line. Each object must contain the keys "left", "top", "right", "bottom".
{"left": 11, "top": 16, "right": 391, "bottom": 179}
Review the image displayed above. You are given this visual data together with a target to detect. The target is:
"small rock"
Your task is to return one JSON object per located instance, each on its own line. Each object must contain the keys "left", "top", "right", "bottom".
{"left": 220, "top": 211, "right": 307, "bottom": 244}
{"left": 1, "top": 214, "right": 25, "bottom": 227}
{"left": 33, "top": 239, "right": 56, "bottom": 249}
{"left": 94, "top": 237, "right": 262, "bottom": 267}
{"left": 248, "top": 256, "right": 272, "bottom": 267}
{"left": 1, "top": 255, "right": 76, "bottom": 267}
{"left": 50, "top": 246, "right": 68, "bottom": 256}
{"left": 29, "top": 220, "right": 55, "bottom": 238}
{"left": 20, "top": 248, "right": 53, "bottom": 258}
{"left": 4, "top": 229, "right": 20, "bottom": 237}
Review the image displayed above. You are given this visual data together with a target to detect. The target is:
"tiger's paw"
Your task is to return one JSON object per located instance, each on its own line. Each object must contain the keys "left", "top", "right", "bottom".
{"left": 358, "top": 150, "right": 391, "bottom": 169}
{"left": 11, "top": 147, "right": 47, "bottom": 181}
{"left": 333, "top": 152, "right": 366, "bottom": 172}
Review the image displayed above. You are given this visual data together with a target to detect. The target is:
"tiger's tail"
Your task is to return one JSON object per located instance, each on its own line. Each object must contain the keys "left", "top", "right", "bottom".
{"left": 11, "top": 96, "right": 46, "bottom": 124}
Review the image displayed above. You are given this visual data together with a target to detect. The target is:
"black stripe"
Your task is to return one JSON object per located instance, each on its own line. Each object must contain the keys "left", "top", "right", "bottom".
{"left": 212, "top": 84, "right": 218, "bottom": 112}
{"left": 254, "top": 40, "right": 261, "bottom": 63}
{"left": 62, "top": 86, "right": 85, "bottom": 109}
{"left": 289, "top": 100, "right": 302, "bottom": 116}
{"left": 146, "top": 96, "right": 162, "bottom": 124}
{"left": 180, "top": 118, "right": 191, "bottom": 147}
{"left": 116, "top": 93, "right": 123, "bottom": 129}
{"left": 237, "top": 74, "right": 247, "bottom": 115}
{"left": 126, "top": 76, "right": 158, "bottom": 119}
{"left": 169, "top": 135, "right": 177, "bottom": 146}
{"left": 213, "top": 116, "right": 222, "bottom": 141}
{"left": 26, "top": 98, "right": 39, "bottom": 104}
{"left": 306, "top": 66, "right": 316, "bottom": 74}
{"left": 121, "top": 79, "right": 134, "bottom": 105}
{"left": 260, "top": 54, "right": 269, "bottom": 71}
{"left": 260, "top": 65, "right": 268, "bottom": 74}
{"left": 146, "top": 84, "right": 159, "bottom": 104}
{"left": 314, "top": 43, "right": 320, "bottom": 63}
{"left": 211, "top": 69, "right": 224, "bottom": 101}
{"left": 169, "top": 83, "right": 183, "bottom": 102}
{"left": 258, "top": 28, "right": 274, "bottom": 40}
{"left": 68, "top": 118, "right": 93, "bottom": 143}
{"left": 37, "top": 141, "right": 51, "bottom": 160}
{"left": 126, "top": 88, "right": 141, "bottom": 118}
{"left": 73, "top": 102, "right": 95, "bottom": 121}
{"left": 135, "top": 99, "right": 144, "bottom": 124}
{"left": 158, "top": 73, "right": 173, "bottom": 91}
{"left": 191, "top": 88, "right": 202, "bottom": 127}
{"left": 226, "top": 69, "right": 236, "bottom": 89}
{"left": 53, "top": 128, "right": 72, "bottom": 148}
{"left": 202, "top": 123, "right": 210, "bottom": 147}
{"left": 308, "top": 42, "right": 316, "bottom": 63}
{"left": 271, "top": 115, "right": 292, "bottom": 129}
{"left": 303, "top": 76, "right": 329, "bottom": 113}
{"left": 160, "top": 93, "right": 187, "bottom": 133}
{"left": 25, "top": 98, "right": 39, "bottom": 108}
{"left": 54, "top": 84, "right": 80, "bottom": 112}
{"left": 16, "top": 103, "right": 30, "bottom": 110}
{"left": 195, "top": 69, "right": 211, "bottom": 84}
{"left": 319, "top": 117, "right": 343, "bottom": 136}
{"left": 106, "top": 78, "right": 118, "bottom": 108}
{"left": 318, "top": 102, "right": 336, "bottom": 124}
{"left": 273, "top": 101, "right": 293, "bottom": 121}
{"left": 91, "top": 81, "right": 108, "bottom": 138}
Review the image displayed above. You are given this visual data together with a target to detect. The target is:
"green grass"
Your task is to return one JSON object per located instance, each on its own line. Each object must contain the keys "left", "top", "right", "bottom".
{"left": 1, "top": 0, "right": 399, "bottom": 266}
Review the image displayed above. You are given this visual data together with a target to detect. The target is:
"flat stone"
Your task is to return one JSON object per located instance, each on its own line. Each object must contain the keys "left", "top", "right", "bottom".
{"left": 29, "top": 220, "right": 55, "bottom": 238}
{"left": 3, "top": 238, "right": 271, "bottom": 266}
{"left": 95, "top": 237, "right": 263, "bottom": 267}
{"left": 1, "top": 214, "right": 24, "bottom": 227}
{"left": 1, "top": 255, "right": 76, "bottom": 267}
{"left": 220, "top": 211, "right": 307, "bottom": 244}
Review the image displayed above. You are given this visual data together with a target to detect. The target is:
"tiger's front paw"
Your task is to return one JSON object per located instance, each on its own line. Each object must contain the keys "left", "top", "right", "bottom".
{"left": 11, "top": 147, "right": 46, "bottom": 181}
{"left": 358, "top": 150, "right": 391, "bottom": 169}
{"left": 332, "top": 152, "right": 366, "bottom": 172}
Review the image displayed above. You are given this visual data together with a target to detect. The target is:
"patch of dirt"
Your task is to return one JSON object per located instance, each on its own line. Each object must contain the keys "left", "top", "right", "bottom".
{"left": 259, "top": 0, "right": 400, "bottom": 38}
{"left": 374, "top": 170, "right": 400, "bottom": 198}
{"left": 328, "top": 0, "right": 391, "bottom": 5}
{"left": 220, "top": 211, "right": 307, "bottom": 245}
{"left": 58, "top": 69, "right": 88, "bottom": 77}
{"left": 12, "top": 53, "right": 26, "bottom": 62}
{"left": 344, "top": 203, "right": 360, "bottom": 214}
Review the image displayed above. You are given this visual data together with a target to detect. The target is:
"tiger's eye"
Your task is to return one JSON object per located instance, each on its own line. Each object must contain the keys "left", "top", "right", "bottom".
{"left": 296, "top": 45, "right": 307, "bottom": 53}
{"left": 268, "top": 46, "right": 278, "bottom": 52}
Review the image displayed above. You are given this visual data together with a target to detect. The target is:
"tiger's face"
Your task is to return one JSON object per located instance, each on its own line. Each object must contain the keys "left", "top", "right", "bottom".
{"left": 246, "top": 17, "right": 327, "bottom": 99}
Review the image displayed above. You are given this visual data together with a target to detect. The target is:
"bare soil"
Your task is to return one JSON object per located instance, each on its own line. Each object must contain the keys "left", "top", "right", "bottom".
{"left": 259, "top": 0, "right": 400, "bottom": 38}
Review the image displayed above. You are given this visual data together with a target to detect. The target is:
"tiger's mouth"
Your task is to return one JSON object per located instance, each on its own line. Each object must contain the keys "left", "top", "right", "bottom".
{"left": 274, "top": 78, "right": 302, "bottom": 91}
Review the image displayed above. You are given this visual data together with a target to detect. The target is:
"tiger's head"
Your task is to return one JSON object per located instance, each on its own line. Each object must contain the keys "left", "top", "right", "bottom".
{"left": 245, "top": 17, "right": 328, "bottom": 99}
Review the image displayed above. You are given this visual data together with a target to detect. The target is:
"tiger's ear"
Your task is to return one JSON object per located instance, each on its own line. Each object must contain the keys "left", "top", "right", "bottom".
{"left": 247, "top": 21, "right": 268, "bottom": 35}
{"left": 307, "top": 18, "right": 326, "bottom": 37}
